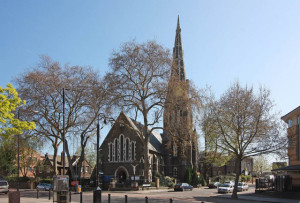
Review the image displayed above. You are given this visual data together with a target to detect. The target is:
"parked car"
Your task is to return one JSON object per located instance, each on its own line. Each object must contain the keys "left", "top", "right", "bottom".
{"left": 208, "top": 182, "right": 221, "bottom": 188}
{"left": 36, "top": 183, "right": 52, "bottom": 191}
{"left": 0, "top": 180, "right": 9, "bottom": 194}
{"left": 224, "top": 180, "right": 235, "bottom": 186}
{"left": 174, "top": 183, "right": 193, "bottom": 191}
{"left": 218, "top": 183, "right": 234, "bottom": 193}
{"left": 237, "top": 182, "right": 249, "bottom": 192}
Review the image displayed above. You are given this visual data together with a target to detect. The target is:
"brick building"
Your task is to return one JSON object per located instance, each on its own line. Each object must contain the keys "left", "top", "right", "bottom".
{"left": 273, "top": 106, "right": 300, "bottom": 191}
{"left": 99, "top": 112, "right": 164, "bottom": 185}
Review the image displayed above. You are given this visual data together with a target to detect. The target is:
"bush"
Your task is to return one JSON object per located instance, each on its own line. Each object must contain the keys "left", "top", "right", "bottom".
{"left": 5, "top": 176, "right": 30, "bottom": 182}
{"left": 199, "top": 174, "right": 207, "bottom": 186}
{"left": 240, "top": 175, "right": 251, "bottom": 182}
{"left": 212, "top": 174, "right": 236, "bottom": 183}
{"left": 39, "top": 178, "right": 52, "bottom": 184}
{"left": 160, "top": 176, "right": 175, "bottom": 188}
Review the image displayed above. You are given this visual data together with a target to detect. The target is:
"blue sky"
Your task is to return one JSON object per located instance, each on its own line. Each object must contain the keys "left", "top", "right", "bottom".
{"left": 1, "top": 1, "right": 300, "bottom": 158}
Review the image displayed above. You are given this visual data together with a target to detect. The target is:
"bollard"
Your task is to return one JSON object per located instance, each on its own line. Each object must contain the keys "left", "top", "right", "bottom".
{"left": 108, "top": 194, "right": 111, "bottom": 203}
{"left": 169, "top": 198, "right": 173, "bottom": 203}
{"left": 125, "top": 195, "right": 128, "bottom": 203}
{"left": 37, "top": 189, "right": 39, "bottom": 199}
{"left": 145, "top": 196, "right": 148, "bottom": 203}
{"left": 93, "top": 187, "right": 101, "bottom": 203}
{"left": 80, "top": 191, "right": 83, "bottom": 203}
{"left": 49, "top": 189, "right": 51, "bottom": 200}
{"left": 69, "top": 190, "right": 71, "bottom": 202}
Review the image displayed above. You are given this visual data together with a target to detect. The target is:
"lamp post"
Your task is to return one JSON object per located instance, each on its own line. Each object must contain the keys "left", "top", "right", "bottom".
{"left": 62, "top": 88, "right": 66, "bottom": 175}
{"left": 96, "top": 115, "right": 100, "bottom": 188}
{"left": 17, "top": 111, "right": 20, "bottom": 192}
{"left": 94, "top": 115, "right": 106, "bottom": 203}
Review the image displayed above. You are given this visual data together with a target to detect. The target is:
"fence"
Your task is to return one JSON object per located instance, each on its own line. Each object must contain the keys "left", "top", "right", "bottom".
{"left": 255, "top": 178, "right": 274, "bottom": 191}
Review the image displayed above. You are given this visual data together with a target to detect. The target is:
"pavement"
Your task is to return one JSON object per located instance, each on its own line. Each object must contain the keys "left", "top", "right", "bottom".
{"left": 216, "top": 193, "right": 300, "bottom": 203}
{"left": 0, "top": 188, "right": 300, "bottom": 203}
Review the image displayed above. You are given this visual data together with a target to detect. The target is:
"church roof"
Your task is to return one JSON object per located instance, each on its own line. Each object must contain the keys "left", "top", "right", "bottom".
{"left": 122, "top": 112, "right": 163, "bottom": 154}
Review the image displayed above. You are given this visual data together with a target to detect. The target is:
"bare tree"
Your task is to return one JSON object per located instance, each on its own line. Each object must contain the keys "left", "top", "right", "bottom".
{"left": 253, "top": 155, "right": 271, "bottom": 176}
{"left": 106, "top": 40, "right": 171, "bottom": 183}
{"left": 14, "top": 56, "right": 109, "bottom": 181}
{"left": 202, "top": 82, "right": 286, "bottom": 199}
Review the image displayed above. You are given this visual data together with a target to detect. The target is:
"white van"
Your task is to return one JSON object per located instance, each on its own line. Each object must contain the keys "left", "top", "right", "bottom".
{"left": 0, "top": 180, "right": 9, "bottom": 194}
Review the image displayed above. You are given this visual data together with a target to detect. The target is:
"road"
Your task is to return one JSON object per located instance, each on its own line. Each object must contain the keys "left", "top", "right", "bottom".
{"left": 0, "top": 185, "right": 271, "bottom": 203}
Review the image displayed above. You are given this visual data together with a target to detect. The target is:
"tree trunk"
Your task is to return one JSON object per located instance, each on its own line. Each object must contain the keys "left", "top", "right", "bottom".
{"left": 189, "top": 140, "right": 193, "bottom": 169}
{"left": 65, "top": 140, "right": 75, "bottom": 180}
{"left": 53, "top": 145, "right": 58, "bottom": 175}
{"left": 231, "top": 157, "right": 241, "bottom": 199}
{"left": 143, "top": 138, "right": 150, "bottom": 183}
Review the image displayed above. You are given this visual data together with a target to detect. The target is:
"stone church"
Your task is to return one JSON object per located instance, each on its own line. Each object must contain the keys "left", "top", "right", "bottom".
{"left": 99, "top": 17, "right": 198, "bottom": 185}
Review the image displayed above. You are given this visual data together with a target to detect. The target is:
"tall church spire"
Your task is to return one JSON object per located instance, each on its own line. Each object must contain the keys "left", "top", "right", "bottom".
{"left": 173, "top": 15, "right": 186, "bottom": 81}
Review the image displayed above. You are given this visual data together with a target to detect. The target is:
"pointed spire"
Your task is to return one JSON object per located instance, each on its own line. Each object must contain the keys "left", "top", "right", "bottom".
{"left": 172, "top": 15, "right": 186, "bottom": 81}
{"left": 177, "top": 15, "right": 181, "bottom": 31}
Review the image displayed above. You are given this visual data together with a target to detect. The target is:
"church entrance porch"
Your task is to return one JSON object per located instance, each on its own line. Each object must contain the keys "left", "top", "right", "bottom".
{"left": 117, "top": 170, "right": 126, "bottom": 184}
{"left": 115, "top": 166, "right": 130, "bottom": 187}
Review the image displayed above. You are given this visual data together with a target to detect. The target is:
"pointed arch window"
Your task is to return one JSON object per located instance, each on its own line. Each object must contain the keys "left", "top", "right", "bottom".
{"left": 131, "top": 142, "right": 135, "bottom": 161}
{"left": 114, "top": 139, "right": 118, "bottom": 162}
{"left": 173, "top": 167, "right": 178, "bottom": 177}
{"left": 120, "top": 135, "right": 124, "bottom": 161}
{"left": 126, "top": 138, "right": 129, "bottom": 161}
{"left": 109, "top": 143, "right": 113, "bottom": 162}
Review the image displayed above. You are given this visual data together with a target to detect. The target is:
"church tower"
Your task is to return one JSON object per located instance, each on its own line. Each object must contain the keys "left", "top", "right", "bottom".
{"left": 163, "top": 16, "right": 198, "bottom": 182}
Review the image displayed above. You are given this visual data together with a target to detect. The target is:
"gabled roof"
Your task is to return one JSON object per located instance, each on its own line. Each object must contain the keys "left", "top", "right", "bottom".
{"left": 281, "top": 106, "right": 300, "bottom": 123}
{"left": 104, "top": 112, "right": 163, "bottom": 154}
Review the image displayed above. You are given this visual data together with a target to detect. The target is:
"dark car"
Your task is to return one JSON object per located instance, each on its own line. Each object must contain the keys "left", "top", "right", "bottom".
{"left": 174, "top": 183, "right": 193, "bottom": 191}
{"left": 36, "top": 183, "right": 52, "bottom": 191}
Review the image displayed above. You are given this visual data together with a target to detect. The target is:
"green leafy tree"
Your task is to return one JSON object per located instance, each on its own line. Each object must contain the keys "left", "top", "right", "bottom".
{"left": 185, "top": 166, "right": 192, "bottom": 184}
{"left": 191, "top": 167, "right": 200, "bottom": 187}
{"left": 272, "top": 162, "right": 287, "bottom": 170}
{"left": 0, "top": 84, "right": 35, "bottom": 139}
{"left": 0, "top": 139, "right": 16, "bottom": 176}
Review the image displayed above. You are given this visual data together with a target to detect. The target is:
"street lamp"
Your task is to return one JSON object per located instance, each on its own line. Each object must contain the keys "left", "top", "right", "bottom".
{"left": 96, "top": 115, "right": 106, "bottom": 188}
{"left": 94, "top": 114, "right": 106, "bottom": 203}
{"left": 62, "top": 88, "right": 66, "bottom": 175}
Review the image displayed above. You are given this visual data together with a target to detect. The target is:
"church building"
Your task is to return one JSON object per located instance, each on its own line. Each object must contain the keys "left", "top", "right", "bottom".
{"left": 99, "top": 16, "right": 198, "bottom": 185}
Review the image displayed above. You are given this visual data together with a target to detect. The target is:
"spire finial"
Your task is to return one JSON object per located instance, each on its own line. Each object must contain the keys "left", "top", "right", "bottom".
{"left": 177, "top": 15, "right": 180, "bottom": 30}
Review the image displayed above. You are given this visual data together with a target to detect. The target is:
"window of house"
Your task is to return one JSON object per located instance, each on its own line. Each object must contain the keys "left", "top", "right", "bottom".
{"left": 81, "top": 166, "right": 84, "bottom": 173}
{"left": 288, "top": 119, "right": 293, "bottom": 127}
{"left": 288, "top": 137, "right": 293, "bottom": 147}
{"left": 46, "top": 166, "right": 50, "bottom": 173}
{"left": 86, "top": 166, "right": 89, "bottom": 173}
